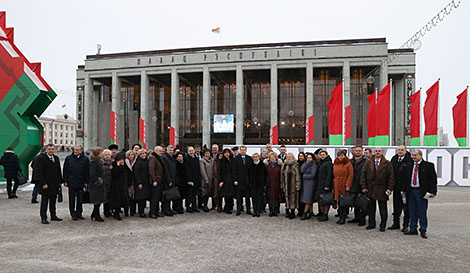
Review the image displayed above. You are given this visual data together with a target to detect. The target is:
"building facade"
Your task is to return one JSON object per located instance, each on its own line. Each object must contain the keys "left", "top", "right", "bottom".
{"left": 76, "top": 38, "right": 416, "bottom": 150}
{"left": 39, "top": 115, "right": 77, "bottom": 151}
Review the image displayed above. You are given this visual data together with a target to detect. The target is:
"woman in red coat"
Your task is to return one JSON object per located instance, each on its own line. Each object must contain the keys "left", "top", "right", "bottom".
{"left": 265, "top": 152, "right": 282, "bottom": 217}
{"left": 333, "top": 149, "right": 354, "bottom": 225}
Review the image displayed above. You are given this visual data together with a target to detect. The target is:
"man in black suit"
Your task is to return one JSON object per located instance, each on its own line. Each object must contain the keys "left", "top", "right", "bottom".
{"left": 37, "top": 144, "right": 64, "bottom": 224}
{"left": 233, "top": 145, "right": 253, "bottom": 215}
{"left": 389, "top": 145, "right": 412, "bottom": 232}
{"left": 404, "top": 150, "right": 437, "bottom": 239}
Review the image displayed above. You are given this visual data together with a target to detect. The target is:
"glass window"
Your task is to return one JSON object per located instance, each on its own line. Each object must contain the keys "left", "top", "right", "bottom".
{"left": 244, "top": 70, "right": 270, "bottom": 144}
{"left": 179, "top": 72, "right": 203, "bottom": 146}
{"left": 149, "top": 74, "right": 171, "bottom": 146}
{"left": 210, "top": 71, "right": 236, "bottom": 145}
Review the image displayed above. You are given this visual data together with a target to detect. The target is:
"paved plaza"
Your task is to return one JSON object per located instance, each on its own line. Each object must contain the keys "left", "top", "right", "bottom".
{"left": 0, "top": 186, "right": 469, "bottom": 273}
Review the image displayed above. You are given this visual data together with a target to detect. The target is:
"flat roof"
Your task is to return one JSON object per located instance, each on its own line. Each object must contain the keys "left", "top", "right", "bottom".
{"left": 86, "top": 38, "right": 392, "bottom": 59}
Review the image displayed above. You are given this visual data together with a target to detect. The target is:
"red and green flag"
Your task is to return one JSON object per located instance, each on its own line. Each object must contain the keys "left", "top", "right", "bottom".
{"left": 305, "top": 115, "right": 315, "bottom": 145}
{"left": 211, "top": 27, "right": 220, "bottom": 34}
{"left": 409, "top": 90, "right": 421, "bottom": 146}
{"left": 452, "top": 88, "right": 467, "bottom": 147}
{"left": 345, "top": 105, "right": 351, "bottom": 145}
{"left": 375, "top": 83, "right": 391, "bottom": 146}
{"left": 366, "top": 91, "right": 377, "bottom": 145}
{"left": 327, "top": 82, "right": 343, "bottom": 145}
{"left": 423, "top": 80, "right": 439, "bottom": 146}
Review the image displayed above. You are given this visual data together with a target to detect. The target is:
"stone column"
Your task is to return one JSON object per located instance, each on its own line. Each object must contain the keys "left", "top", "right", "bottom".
{"left": 111, "top": 72, "right": 122, "bottom": 148}
{"left": 236, "top": 65, "right": 244, "bottom": 145}
{"left": 83, "top": 74, "right": 93, "bottom": 149}
{"left": 202, "top": 66, "right": 211, "bottom": 147}
{"left": 305, "top": 62, "right": 314, "bottom": 145}
{"left": 170, "top": 68, "right": 180, "bottom": 146}
{"left": 140, "top": 70, "right": 149, "bottom": 149}
{"left": 343, "top": 60, "right": 351, "bottom": 145}
{"left": 92, "top": 88, "right": 98, "bottom": 147}
{"left": 270, "top": 64, "right": 278, "bottom": 145}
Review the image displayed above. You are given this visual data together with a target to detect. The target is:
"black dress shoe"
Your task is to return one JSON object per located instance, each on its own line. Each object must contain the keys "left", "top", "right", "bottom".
{"left": 269, "top": 212, "right": 273, "bottom": 217}
{"left": 203, "top": 207, "right": 210, "bottom": 213}
{"left": 193, "top": 209, "right": 200, "bottom": 213}
{"left": 379, "top": 227, "right": 386, "bottom": 232}
{"left": 72, "top": 216, "right": 79, "bottom": 221}
{"left": 388, "top": 224, "right": 400, "bottom": 230}
{"left": 164, "top": 213, "right": 174, "bottom": 217}
{"left": 348, "top": 218, "right": 358, "bottom": 223}
{"left": 41, "top": 219, "right": 49, "bottom": 224}
{"left": 140, "top": 213, "right": 147, "bottom": 218}
{"left": 246, "top": 211, "right": 252, "bottom": 215}
{"left": 31, "top": 200, "right": 39, "bottom": 204}
{"left": 77, "top": 215, "right": 85, "bottom": 220}
{"left": 225, "top": 210, "right": 232, "bottom": 214}
{"left": 236, "top": 212, "right": 241, "bottom": 216}
{"left": 366, "top": 226, "right": 375, "bottom": 230}
{"left": 186, "top": 208, "right": 193, "bottom": 213}
{"left": 401, "top": 227, "right": 409, "bottom": 233}
{"left": 358, "top": 222, "right": 366, "bottom": 226}
{"left": 177, "top": 210, "right": 185, "bottom": 214}
{"left": 51, "top": 216, "right": 63, "bottom": 221}
{"left": 420, "top": 231, "right": 428, "bottom": 239}
{"left": 404, "top": 231, "right": 419, "bottom": 235}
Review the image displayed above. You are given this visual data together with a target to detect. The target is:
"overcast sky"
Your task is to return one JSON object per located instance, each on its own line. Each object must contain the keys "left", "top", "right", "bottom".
{"left": 3, "top": 0, "right": 469, "bottom": 146}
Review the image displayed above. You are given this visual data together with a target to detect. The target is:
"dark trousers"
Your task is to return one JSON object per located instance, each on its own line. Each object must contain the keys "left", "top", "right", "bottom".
{"left": 367, "top": 199, "right": 388, "bottom": 229}
{"left": 32, "top": 183, "right": 39, "bottom": 202}
{"left": 186, "top": 186, "right": 198, "bottom": 210}
{"left": 137, "top": 199, "right": 146, "bottom": 214}
{"left": 68, "top": 187, "right": 83, "bottom": 217}
{"left": 236, "top": 189, "right": 251, "bottom": 214}
{"left": 127, "top": 199, "right": 136, "bottom": 215}
{"left": 150, "top": 185, "right": 162, "bottom": 216}
{"left": 269, "top": 199, "right": 280, "bottom": 213}
{"left": 172, "top": 198, "right": 183, "bottom": 212}
{"left": 223, "top": 196, "right": 234, "bottom": 212}
{"left": 40, "top": 194, "right": 57, "bottom": 220}
{"left": 408, "top": 188, "right": 428, "bottom": 232}
{"left": 161, "top": 195, "right": 171, "bottom": 214}
{"left": 103, "top": 202, "right": 111, "bottom": 217}
{"left": 6, "top": 178, "right": 19, "bottom": 197}
{"left": 251, "top": 188, "right": 264, "bottom": 214}
{"left": 392, "top": 190, "right": 410, "bottom": 228}
{"left": 354, "top": 207, "right": 367, "bottom": 225}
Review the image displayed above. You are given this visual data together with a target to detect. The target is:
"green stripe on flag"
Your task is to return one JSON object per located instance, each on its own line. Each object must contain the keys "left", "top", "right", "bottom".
{"left": 346, "top": 138, "right": 351, "bottom": 145}
{"left": 308, "top": 140, "right": 314, "bottom": 145}
{"left": 374, "top": 135, "right": 389, "bottom": 146}
{"left": 368, "top": 137, "right": 376, "bottom": 146}
{"left": 456, "top": 137, "right": 467, "bottom": 147}
{"left": 329, "top": 135, "right": 342, "bottom": 145}
{"left": 423, "top": 135, "right": 438, "bottom": 146}
{"left": 410, "top": 138, "right": 420, "bottom": 146}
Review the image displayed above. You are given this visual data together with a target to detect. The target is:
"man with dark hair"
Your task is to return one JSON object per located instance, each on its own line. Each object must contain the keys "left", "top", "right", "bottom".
{"left": 278, "top": 145, "right": 287, "bottom": 162}
{"left": 231, "top": 146, "right": 239, "bottom": 157}
{"left": 31, "top": 147, "right": 47, "bottom": 203}
{"left": 233, "top": 145, "right": 253, "bottom": 215}
{"left": 389, "top": 145, "right": 412, "bottom": 232}
{"left": 194, "top": 144, "right": 202, "bottom": 160}
{"left": 162, "top": 145, "right": 177, "bottom": 216}
{"left": 349, "top": 145, "right": 368, "bottom": 226}
{"left": 363, "top": 148, "right": 372, "bottom": 159}
{"left": 0, "top": 147, "right": 22, "bottom": 199}
{"left": 36, "top": 144, "right": 63, "bottom": 224}
{"left": 63, "top": 146, "right": 89, "bottom": 220}
{"left": 404, "top": 150, "right": 437, "bottom": 239}
{"left": 108, "top": 144, "right": 119, "bottom": 159}
{"left": 148, "top": 145, "right": 167, "bottom": 218}
{"left": 184, "top": 146, "right": 202, "bottom": 213}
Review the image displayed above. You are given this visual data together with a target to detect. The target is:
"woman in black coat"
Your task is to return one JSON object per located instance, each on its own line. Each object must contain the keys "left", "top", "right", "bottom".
{"left": 0, "top": 148, "right": 22, "bottom": 199}
{"left": 133, "top": 149, "right": 151, "bottom": 217}
{"left": 89, "top": 147, "right": 106, "bottom": 222}
{"left": 175, "top": 152, "right": 186, "bottom": 214}
{"left": 315, "top": 150, "right": 333, "bottom": 222}
{"left": 248, "top": 152, "right": 268, "bottom": 217}
{"left": 125, "top": 150, "right": 137, "bottom": 216}
{"left": 109, "top": 153, "right": 129, "bottom": 220}
{"left": 102, "top": 149, "right": 113, "bottom": 218}
{"left": 218, "top": 148, "right": 235, "bottom": 214}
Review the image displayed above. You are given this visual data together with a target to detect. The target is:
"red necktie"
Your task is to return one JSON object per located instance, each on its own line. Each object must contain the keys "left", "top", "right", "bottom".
{"left": 412, "top": 162, "right": 418, "bottom": 186}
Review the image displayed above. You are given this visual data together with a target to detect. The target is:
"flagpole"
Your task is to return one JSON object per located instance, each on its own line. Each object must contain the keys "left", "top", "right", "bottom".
{"left": 419, "top": 87, "right": 423, "bottom": 146}
{"left": 437, "top": 78, "right": 441, "bottom": 146}
{"left": 389, "top": 79, "right": 393, "bottom": 146}
{"left": 342, "top": 79, "right": 345, "bottom": 145}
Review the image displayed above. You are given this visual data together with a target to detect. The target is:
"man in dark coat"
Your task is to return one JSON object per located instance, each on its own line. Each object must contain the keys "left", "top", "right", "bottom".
{"left": 174, "top": 152, "right": 186, "bottom": 214}
{"left": 403, "top": 150, "right": 437, "bottom": 239}
{"left": 162, "top": 145, "right": 177, "bottom": 216}
{"left": 31, "top": 147, "right": 46, "bottom": 203}
{"left": 63, "top": 146, "right": 90, "bottom": 220}
{"left": 148, "top": 145, "right": 167, "bottom": 218}
{"left": 0, "top": 147, "right": 22, "bottom": 199}
{"left": 278, "top": 145, "right": 287, "bottom": 162}
{"left": 349, "top": 145, "right": 368, "bottom": 226}
{"left": 184, "top": 146, "right": 202, "bottom": 213}
{"left": 233, "top": 145, "right": 253, "bottom": 215}
{"left": 36, "top": 144, "right": 64, "bottom": 224}
{"left": 389, "top": 145, "right": 412, "bottom": 232}
{"left": 360, "top": 147, "right": 395, "bottom": 232}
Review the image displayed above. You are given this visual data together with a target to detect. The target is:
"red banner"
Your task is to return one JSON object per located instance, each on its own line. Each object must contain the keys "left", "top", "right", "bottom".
{"left": 376, "top": 83, "right": 390, "bottom": 136}
{"left": 270, "top": 125, "right": 278, "bottom": 145}
{"left": 110, "top": 110, "right": 117, "bottom": 144}
{"left": 410, "top": 90, "right": 420, "bottom": 139}
{"left": 327, "top": 82, "right": 343, "bottom": 135}
{"left": 169, "top": 126, "right": 177, "bottom": 147}
{"left": 424, "top": 81, "right": 439, "bottom": 136}
{"left": 452, "top": 88, "right": 467, "bottom": 138}
{"left": 139, "top": 118, "right": 147, "bottom": 149}
{"left": 366, "top": 92, "right": 377, "bottom": 139}
{"left": 305, "top": 115, "right": 315, "bottom": 145}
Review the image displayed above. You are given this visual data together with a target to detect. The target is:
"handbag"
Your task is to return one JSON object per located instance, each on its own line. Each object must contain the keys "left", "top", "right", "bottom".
{"left": 95, "top": 177, "right": 104, "bottom": 187}
{"left": 82, "top": 187, "right": 90, "bottom": 204}
{"left": 339, "top": 193, "right": 356, "bottom": 208}
{"left": 17, "top": 173, "right": 28, "bottom": 186}
{"left": 319, "top": 191, "right": 336, "bottom": 206}
{"left": 200, "top": 185, "right": 213, "bottom": 198}
{"left": 58, "top": 186, "right": 63, "bottom": 203}
{"left": 163, "top": 186, "right": 181, "bottom": 201}
{"left": 355, "top": 193, "right": 370, "bottom": 211}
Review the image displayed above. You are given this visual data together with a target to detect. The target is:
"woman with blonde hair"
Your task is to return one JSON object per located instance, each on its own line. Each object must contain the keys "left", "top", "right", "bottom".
{"left": 133, "top": 149, "right": 151, "bottom": 217}
{"left": 102, "top": 149, "right": 113, "bottom": 218}
{"left": 89, "top": 147, "right": 106, "bottom": 222}
{"left": 125, "top": 150, "right": 137, "bottom": 216}
{"left": 281, "top": 153, "right": 301, "bottom": 219}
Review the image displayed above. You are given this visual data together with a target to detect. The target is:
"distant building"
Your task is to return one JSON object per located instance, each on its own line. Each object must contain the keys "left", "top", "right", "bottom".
{"left": 38, "top": 115, "right": 78, "bottom": 151}
{"left": 439, "top": 127, "right": 449, "bottom": 146}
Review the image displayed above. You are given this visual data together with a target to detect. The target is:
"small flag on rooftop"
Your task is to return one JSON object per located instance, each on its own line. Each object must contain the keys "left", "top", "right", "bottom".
{"left": 61, "top": 104, "right": 66, "bottom": 108}
{"left": 211, "top": 27, "right": 220, "bottom": 34}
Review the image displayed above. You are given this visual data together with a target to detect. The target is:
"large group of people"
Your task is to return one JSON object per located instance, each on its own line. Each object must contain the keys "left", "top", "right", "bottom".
{"left": 1, "top": 142, "right": 438, "bottom": 238}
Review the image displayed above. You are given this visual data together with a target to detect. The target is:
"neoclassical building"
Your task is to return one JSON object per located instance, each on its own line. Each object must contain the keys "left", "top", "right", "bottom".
{"left": 76, "top": 38, "right": 415, "bottom": 149}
